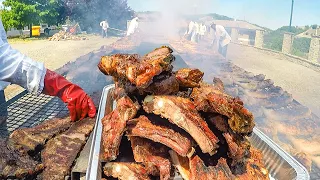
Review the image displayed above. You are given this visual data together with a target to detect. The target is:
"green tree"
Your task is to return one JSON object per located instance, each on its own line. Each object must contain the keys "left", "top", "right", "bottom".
{"left": 3, "top": 0, "right": 39, "bottom": 29}
{"left": 0, "top": 9, "right": 16, "bottom": 31}
{"left": 311, "top": 24, "right": 318, "bottom": 29}
{"left": 2, "top": 0, "right": 66, "bottom": 30}
{"left": 69, "top": 0, "right": 134, "bottom": 32}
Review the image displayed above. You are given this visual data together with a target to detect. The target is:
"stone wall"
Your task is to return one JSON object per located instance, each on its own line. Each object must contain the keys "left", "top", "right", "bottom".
{"left": 232, "top": 42, "right": 320, "bottom": 73}
{"left": 231, "top": 28, "right": 239, "bottom": 43}
{"left": 254, "top": 30, "right": 264, "bottom": 48}
{"left": 282, "top": 32, "right": 294, "bottom": 54}
{"left": 308, "top": 36, "right": 320, "bottom": 63}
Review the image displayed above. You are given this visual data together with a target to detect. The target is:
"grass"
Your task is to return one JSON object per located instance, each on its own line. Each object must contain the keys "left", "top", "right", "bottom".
{"left": 8, "top": 35, "right": 49, "bottom": 44}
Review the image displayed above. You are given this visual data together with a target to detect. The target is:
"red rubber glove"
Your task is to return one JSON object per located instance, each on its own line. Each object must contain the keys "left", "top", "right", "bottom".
{"left": 42, "top": 69, "right": 96, "bottom": 121}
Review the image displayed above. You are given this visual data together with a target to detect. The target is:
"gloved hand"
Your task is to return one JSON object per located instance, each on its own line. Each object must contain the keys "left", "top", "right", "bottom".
{"left": 42, "top": 69, "right": 96, "bottom": 121}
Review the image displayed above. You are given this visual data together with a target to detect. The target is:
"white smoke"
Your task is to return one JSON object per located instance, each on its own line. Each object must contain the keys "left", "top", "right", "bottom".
{"left": 135, "top": 0, "right": 219, "bottom": 38}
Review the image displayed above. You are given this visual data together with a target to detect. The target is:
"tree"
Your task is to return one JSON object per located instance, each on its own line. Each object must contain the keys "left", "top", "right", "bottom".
{"left": 3, "top": 0, "right": 39, "bottom": 29}
{"left": 0, "top": 9, "right": 16, "bottom": 31}
{"left": 69, "top": 0, "right": 134, "bottom": 32}
{"left": 311, "top": 24, "right": 318, "bottom": 29}
{"left": 2, "top": 0, "right": 66, "bottom": 31}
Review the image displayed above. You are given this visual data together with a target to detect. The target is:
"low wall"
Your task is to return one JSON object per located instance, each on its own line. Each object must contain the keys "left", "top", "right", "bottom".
{"left": 233, "top": 42, "right": 320, "bottom": 73}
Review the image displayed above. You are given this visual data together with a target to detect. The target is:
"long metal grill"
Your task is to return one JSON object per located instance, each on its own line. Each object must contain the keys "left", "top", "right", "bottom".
{"left": 0, "top": 90, "right": 68, "bottom": 137}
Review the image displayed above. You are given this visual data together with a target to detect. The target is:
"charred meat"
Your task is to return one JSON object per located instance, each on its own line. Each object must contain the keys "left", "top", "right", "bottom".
{"left": 189, "top": 156, "right": 235, "bottom": 180}
{"left": 236, "top": 148, "right": 269, "bottom": 180}
{"left": 127, "top": 115, "right": 193, "bottom": 157}
{"left": 143, "top": 95, "right": 219, "bottom": 155}
{"left": 41, "top": 117, "right": 95, "bottom": 180}
{"left": 8, "top": 116, "right": 72, "bottom": 154}
{"left": 0, "top": 139, "right": 44, "bottom": 179}
{"left": 98, "top": 46, "right": 175, "bottom": 88}
{"left": 104, "top": 162, "right": 150, "bottom": 180}
{"left": 223, "top": 133, "right": 250, "bottom": 166}
{"left": 191, "top": 83, "right": 255, "bottom": 134}
{"left": 175, "top": 68, "right": 204, "bottom": 88}
{"left": 102, "top": 96, "right": 139, "bottom": 161}
{"left": 130, "top": 137, "right": 171, "bottom": 180}
{"left": 142, "top": 73, "right": 179, "bottom": 95}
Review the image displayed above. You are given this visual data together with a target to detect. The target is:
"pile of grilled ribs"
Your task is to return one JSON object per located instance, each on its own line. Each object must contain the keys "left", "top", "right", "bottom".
{"left": 98, "top": 46, "right": 270, "bottom": 180}
{"left": 0, "top": 116, "right": 95, "bottom": 179}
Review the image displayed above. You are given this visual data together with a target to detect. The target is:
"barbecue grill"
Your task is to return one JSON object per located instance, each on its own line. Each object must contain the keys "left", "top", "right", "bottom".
{"left": 0, "top": 90, "right": 69, "bottom": 137}
{"left": 1, "top": 35, "right": 319, "bottom": 179}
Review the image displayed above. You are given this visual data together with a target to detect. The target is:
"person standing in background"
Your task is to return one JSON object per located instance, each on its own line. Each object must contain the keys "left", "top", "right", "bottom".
{"left": 199, "top": 23, "right": 207, "bottom": 40}
{"left": 210, "top": 23, "right": 231, "bottom": 59}
{"left": 127, "top": 17, "right": 139, "bottom": 36}
{"left": 194, "top": 22, "right": 200, "bottom": 42}
{"left": 100, "top": 20, "right": 109, "bottom": 38}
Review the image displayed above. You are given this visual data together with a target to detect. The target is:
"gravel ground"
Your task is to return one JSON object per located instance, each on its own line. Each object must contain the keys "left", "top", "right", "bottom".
{"left": 4, "top": 35, "right": 119, "bottom": 100}
{"left": 228, "top": 43, "right": 320, "bottom": 117}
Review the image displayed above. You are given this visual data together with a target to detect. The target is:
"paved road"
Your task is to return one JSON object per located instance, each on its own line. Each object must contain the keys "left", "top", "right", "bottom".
{"left": 228, "top": 43, "right": 320, "bottom": 117}
{"left": 4, "top": 35, "right": 119, "bottom": 100}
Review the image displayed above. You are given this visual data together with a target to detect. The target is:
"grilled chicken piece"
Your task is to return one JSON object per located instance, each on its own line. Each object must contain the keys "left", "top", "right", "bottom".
{"left": 127, "top": 115, "right": 193, "bottom": 157}
{"left": 130, "top": 137, "right": 171, "bottom": 180}
{"left": 8, "top": 116, "right": 72, "bottom": 154}
{"left": 98, "top": 46, "right": 175, "bottom": 88}
{"left": 191, "top": 82, "right": 254, "bottom": 134}
{"left": 41, "top": 118, "right": 95, "bottom": 180}
{"left": 0, "top": 139, "right": 44, "bottom": 179}
{"left": 189, "top": 156, "right": 235, "bottom": 180}
{"left": 143, "top": 95, "right": 219, "bottom": 155}
{"left": 104, "top": 162, "right": 150, "bottom": 180}
{"left": 175, "top": 68, "right": 204, "bottom": 88}
{"left": 102, "top": 96, "right": 139, "bottom": 161}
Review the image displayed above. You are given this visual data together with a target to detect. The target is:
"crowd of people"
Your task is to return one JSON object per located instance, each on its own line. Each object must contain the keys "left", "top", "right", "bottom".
{"left": 184, "top": 21, "right": 231, "bottom": 58}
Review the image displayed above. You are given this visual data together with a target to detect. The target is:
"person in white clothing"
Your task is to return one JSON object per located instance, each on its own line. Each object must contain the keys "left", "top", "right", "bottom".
{"left": 100, "top": 20, "right": 109, "bottom": 38}
{"left": 199, "top": 23, "right": 207, "bottom": 40}
{"left": 210, "top": 23, "right": 231, "bottom": 58}
{"left": 194, "top": 22, "right": 200, "bottom": 42}
{"left": 186, "top": 21, "right": 198, "bottom": 42}
{"left": 0, "top": 19, "right": 96, "bottom": 126}
{"left": 127, "top": 17, "right": 139, "bottom": 36}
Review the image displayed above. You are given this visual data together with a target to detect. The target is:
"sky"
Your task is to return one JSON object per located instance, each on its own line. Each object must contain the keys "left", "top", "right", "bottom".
{"left": 127, "top": 0, "right": 320, "bottom": 30}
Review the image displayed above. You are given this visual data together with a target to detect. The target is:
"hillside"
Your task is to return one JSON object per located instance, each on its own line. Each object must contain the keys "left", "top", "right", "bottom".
{"left": 264, "top": 26, "right": 311, "bottom": 58}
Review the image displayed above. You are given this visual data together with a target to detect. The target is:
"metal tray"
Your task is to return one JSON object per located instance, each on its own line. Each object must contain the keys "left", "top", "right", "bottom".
{"left": 86, "top": 84, "right": 310, "bottom": 180}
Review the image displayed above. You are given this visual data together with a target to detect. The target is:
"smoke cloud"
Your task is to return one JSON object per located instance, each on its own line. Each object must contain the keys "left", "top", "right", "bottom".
{"left": 135, "top": 0, "right": 218, "bottom": 38}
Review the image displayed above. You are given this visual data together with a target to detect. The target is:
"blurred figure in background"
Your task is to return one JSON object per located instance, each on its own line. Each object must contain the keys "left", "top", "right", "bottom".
{"left": 210, "top": 23, "right": 231, "bottom": 58}
{"left": 127, "top": 17, "right": 139, "bottom": 36}
{"left": 100, "top": 20, "right": 109, "bottom": 38}
{"left": 199, "top": 23, "right": 207, "bottom": 40}
{"left": 194, "top": 22, "right": 200, "bottom": 42}
{"left": 185, "top": 21, "right": 198, "bottom": 42}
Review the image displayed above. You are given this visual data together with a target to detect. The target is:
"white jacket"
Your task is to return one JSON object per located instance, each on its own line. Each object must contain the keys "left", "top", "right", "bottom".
{"left": 0, "top": 19, "right": 46, "bottom": 95}
{"left": 214, "top": 25, "right": 231, "bottom": 47}
{"left": 199, "top": 24, "right": 207, "bottom": 35}
{"left": 100, "top": 21, "right": 109, "bottom": 31}
{"left": 127, "top": 17, "right": 139, "bottom": 36}
{"left": 187, "top": 21, "right": 195, "bottom": 35}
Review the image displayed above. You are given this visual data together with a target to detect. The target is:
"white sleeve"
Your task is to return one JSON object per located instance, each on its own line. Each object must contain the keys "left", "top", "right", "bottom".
{"left": 0, "top": 20, "right": 46, "bottom": 95}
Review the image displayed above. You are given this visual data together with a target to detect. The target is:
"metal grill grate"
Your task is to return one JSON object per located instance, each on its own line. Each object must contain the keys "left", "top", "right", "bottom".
{"left": 0, "top": 90, "right": 69, "bottom": 137}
